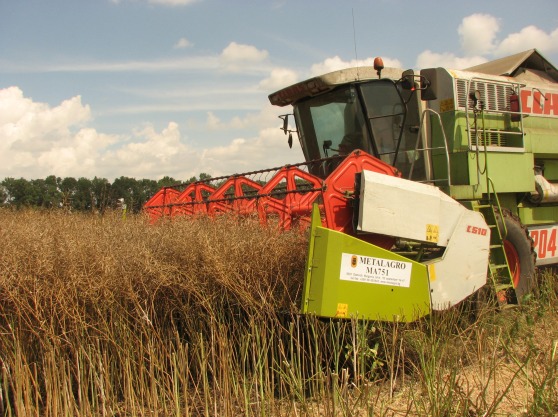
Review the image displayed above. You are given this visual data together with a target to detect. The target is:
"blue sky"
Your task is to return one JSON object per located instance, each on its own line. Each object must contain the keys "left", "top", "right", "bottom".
{"left": 1, "top": 0, "right": 557, "bottom": 180}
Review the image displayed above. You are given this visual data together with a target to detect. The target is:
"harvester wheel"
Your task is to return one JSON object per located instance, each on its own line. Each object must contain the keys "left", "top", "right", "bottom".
{"left": 499, "top": 210, "right": 536, "bottom": 302}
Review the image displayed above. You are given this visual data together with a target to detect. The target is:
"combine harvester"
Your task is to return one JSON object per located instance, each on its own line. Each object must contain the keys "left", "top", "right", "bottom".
{"left": 145, "top": 49, "right": 558, "bottom": 322}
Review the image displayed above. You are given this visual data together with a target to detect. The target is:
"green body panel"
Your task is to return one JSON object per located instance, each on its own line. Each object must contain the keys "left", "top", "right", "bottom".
{"left": 433, "top": 151, "right": 535, "bottom": 192}
{"left": 526, "top": 120, "right": 558, "bottom": 156}
{"left": 302, "top": 206, "right": 431, "bottom": 322}
{"left": 466, "top": 152, "right": 535, "bottom": 193}
{"left": 538, "top": 159, "right": 558, "bottom": 181}
{"left": 518, "top": 205, "right": 558, "bottom": 226}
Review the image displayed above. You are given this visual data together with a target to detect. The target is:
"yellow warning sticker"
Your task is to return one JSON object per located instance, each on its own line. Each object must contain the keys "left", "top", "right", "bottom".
{"left": 440, "top": 98, "right": 455, "bottom": 112}
{"left": 427, "top": 264, "right": 436, "bottom": 282}
{"left": 335, "top": 303, "right": 348, "bottom": 318}
{"left": 426, "top": 224, "right": 439, "bottom": 243}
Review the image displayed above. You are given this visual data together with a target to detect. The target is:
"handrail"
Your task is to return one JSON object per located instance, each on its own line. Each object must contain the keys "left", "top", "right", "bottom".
{"left": 409, "top": 108, "right": 452, "bottom": 186}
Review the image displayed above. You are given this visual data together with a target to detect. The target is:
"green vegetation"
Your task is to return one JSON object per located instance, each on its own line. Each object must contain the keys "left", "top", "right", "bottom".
{"left": 0, "top": 210, "right": 556, "bottom": 416}
{"left": 0, "top": 174, "right": 212, "bottom": 213}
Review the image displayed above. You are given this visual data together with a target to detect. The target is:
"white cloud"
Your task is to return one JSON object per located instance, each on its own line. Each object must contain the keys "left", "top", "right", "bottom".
{"left": 197, "top": 127, "right": 303, "bottom": 176}
{"left": 204, "top": 103, "right": 285, "bottom": 132}
{"left": 458, "top": 14, "right": 500, "bottom": 56}
{"left": 205, "top": 111, "right": 268, "bottom": 132}
{"left": 310, "top": 56, "right": 403, "bottom": 76}
{"left": 220, "top": 42, "right": 269, "bottom": 72}
{"left": 99, "top": 122, "right": 201, "bottom": 180}
{"left": 2, "top": 57, "right": 219, "bottom": 74}
{"left": 36, "top": 128, "right": 114, "bottom": 176}
{"left": 206, "top": 112, "right": 222, "bottom": 130}
{"left": 0, "top": 87, "right": 118, "bottom": 179}
{"left": 174, "top": 37, "right": 193, "bottom": 49}
{"left": 0, "top": 87, "right": 90, "bottom": 137}
{"left": 195, "top": 105, "right": 303, "bottom": 176}
{"left": 259, "top": 68, "right": 299, "bottom": 91}
{"left": 419, "top": 14, "right": 558, "bottom": 69}
{"left": 415, "top": 50, "right": 487, "bottom": 69}
{"left": 221, "top": 42, "right": 269, "bottom": 62}
{"left": 0, "top": 86, "right": 302, "bottom": 181}
{"left": 496, "top": 26, "right": 558, "bottom": 57}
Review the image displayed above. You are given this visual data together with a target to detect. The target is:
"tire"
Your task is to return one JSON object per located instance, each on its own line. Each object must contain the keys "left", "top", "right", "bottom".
{"left": 498, "top": 210, "right": 536, "bottom": 302}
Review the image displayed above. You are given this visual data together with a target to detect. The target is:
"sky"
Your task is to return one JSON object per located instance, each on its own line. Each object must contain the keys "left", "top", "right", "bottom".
{"left": 1, "top": 0, "right": 558, "bottom": 181}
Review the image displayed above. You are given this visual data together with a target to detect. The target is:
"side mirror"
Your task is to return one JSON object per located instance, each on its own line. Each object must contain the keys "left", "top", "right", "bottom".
{"left": 280, "top": 114, "right": 289, "bottom": 134}
{"left": 420, "top": 68, "right": 437, "bottom": 101}
{"left": 278, "top": 114, "right": 297, "bottom": 148}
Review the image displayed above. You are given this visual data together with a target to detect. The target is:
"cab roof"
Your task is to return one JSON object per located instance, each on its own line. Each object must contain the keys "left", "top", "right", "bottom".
{"left": 268, "top": 67, "right": 405, "bottom": 107}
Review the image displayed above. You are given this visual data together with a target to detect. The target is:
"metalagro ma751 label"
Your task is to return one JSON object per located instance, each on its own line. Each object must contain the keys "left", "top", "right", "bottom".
{"left": 339, "top": 253, "right": 413, "bottom": 288}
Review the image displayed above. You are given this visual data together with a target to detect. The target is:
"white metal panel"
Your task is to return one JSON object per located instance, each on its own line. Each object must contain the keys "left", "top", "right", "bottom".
{"left": 425, "top": 210, "right": 490, "bottom": 309}
{"left": 436, "top": 191, "right": 465, "bottom": 247}
{"left": 358, "top": 170, "right": 462, "bottom": 246}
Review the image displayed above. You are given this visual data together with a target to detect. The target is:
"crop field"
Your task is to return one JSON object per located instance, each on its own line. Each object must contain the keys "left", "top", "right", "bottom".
{"left": 0, "top": 209, "right": 556, "bottom": 416}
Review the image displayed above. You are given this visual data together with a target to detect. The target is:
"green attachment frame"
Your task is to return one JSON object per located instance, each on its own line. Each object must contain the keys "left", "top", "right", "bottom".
{"left": 302, "top": 205, "right": 431, "bottom": 322}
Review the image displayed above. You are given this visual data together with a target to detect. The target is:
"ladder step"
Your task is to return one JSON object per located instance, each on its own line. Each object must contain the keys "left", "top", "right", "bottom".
{"left": 474, "top": 201, "right": 518, "bottom": 305}
{"left": 495, "top": 284, "right": 514, "bottom": 292}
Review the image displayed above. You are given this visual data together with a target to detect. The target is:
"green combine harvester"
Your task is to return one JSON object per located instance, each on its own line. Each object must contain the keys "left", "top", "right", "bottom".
{"left": 146, "top": 49, "right": 558, "bottom": 322}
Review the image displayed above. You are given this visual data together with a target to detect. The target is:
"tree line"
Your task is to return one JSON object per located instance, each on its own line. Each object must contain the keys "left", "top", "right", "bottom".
{"left": 0, "top": 174, "right": 211, "bottom": 214}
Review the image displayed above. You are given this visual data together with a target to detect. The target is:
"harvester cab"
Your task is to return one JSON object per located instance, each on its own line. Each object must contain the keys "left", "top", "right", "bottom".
{"left": 270, "top": 65, "right": 426, "bottom": 181}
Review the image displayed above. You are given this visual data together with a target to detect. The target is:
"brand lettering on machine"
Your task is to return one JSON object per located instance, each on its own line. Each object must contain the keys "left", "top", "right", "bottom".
{"left": 356, "top": 256, "right": 408, "bottom": 270}
{"left": 340, "top": 253, "right": 413, "bottom": 288}
{"left": 520, "top": 90, "right": 558, "bottom": 116}
{"left": 467, "top": 225, "right": 487, "bottom": 236}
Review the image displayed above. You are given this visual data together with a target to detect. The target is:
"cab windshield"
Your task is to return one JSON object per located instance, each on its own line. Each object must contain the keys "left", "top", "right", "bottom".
{"left": 293, "top": 79, "right": 407, "bottom": 177}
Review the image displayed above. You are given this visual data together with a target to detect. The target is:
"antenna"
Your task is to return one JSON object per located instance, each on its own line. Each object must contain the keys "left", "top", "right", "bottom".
{"left": 352, "top": 8, "right": 360, "bottom": 79}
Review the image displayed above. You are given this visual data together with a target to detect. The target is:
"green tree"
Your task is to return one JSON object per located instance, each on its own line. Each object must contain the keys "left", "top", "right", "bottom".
{"left": 71, "top": 177, "right": 93, "bottom": 211}
{"left": 157, "top": 176, "right": 179, "bottom": 188}
{"left": 136, "top": 178, "right": 159, "bottom": 209}
{"left": 31, "top": 175, "right": 61, "bottom": 208}
{"left": 1, "top": 178, "right": 37, "bottom": 208}
{"left": 111, "top": 176, "right": 139, "bottom": 212}
{"left": 0, "top": 184, "right": 7, "bottom": 205}
{"left": 185, "top": 172, "right": 212, "bottom": 184}
{"left": 91, "top": 177, "right": 111, "bottom": 214}
{"left": 59, "top": 177, "right": 78, "bottom": 209}
{"left": 0, "top": 174, "right": 190, "bottom": 213}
